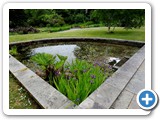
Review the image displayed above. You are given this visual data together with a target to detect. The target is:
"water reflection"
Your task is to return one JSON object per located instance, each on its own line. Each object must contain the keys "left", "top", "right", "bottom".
{"left": 31, "top": 45, "right": 80, "bottom": 63}
{"left": 14, "top": 42, "right": 139, "bottom": 70}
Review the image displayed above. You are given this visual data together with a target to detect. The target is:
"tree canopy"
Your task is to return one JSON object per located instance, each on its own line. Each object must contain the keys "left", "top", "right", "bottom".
{"left": 91, "top": 9, "right": 145, "bottom": 32}
{"left": 9, "top": 9, "right": 145, "bottom": 32}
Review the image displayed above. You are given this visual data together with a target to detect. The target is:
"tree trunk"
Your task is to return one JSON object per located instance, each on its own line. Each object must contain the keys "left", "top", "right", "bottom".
{"left": 108, "top": 25, "right": 111, "bottom": 33}
{"left": 107, "top": 22, "right": 111, "bottom": 33}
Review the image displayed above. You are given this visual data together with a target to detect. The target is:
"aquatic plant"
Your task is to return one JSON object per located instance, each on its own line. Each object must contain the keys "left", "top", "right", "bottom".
{"left": 30, "top": 53, "right": 56, "bottom": 69}
{"left": 30, "top": 53, "right": 67, "bottom": 85}
{"left": 31, "top": 53, "right": 109, "bottom": 105}
{"left": 9, "top": 46, "right": 18, "bottom": 55}
{"left": 53, "top": 59, "right": 109, "bottom": 105}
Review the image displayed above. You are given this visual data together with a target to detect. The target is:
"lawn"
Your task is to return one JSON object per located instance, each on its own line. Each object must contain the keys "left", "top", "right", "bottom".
{"left": 9, "top": 27, "right": 145, "bottom": 109}
{"left": 9, "top": 73, "right": 41, "bottom": 109}
{"left": 9, "top": 27, "right": 145, "bottom": 42}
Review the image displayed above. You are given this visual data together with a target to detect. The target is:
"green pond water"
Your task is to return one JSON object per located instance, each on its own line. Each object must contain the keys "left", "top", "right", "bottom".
{"left": 12, "top": 42, "right": 139, "bottom": 72}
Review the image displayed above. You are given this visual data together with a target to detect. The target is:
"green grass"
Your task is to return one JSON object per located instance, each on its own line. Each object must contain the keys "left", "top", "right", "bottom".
{"left": 10, "top": 27, "right": 145, "bottom": 42}
{"left": 9, "top": 73, "right": 41, "bottom": 109}
{"left": 38, "top": 26, "right": 71, "bottom": 33}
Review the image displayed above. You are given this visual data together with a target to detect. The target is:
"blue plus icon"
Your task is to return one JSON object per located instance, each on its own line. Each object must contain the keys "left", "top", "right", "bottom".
{"left": 137, "top": 89, "right": 158, "bottom": 110}
{"left": 142, "top": 93, "right": 153, "bottom": 105}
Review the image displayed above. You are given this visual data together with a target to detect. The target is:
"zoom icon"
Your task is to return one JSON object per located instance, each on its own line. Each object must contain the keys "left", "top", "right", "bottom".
{"left": 137, "top": 89, "right": 158, "bottom": 110}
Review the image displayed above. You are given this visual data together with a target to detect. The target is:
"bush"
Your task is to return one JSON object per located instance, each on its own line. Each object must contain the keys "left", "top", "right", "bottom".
{"left": 9, "top": 26, "right": 40, "bottom": 34}
{"left": 74, "top": 14, "right": 85, "bottom": 23}
{"left": 9, "top": 46, "right": 18, "bottom": 55}
{"left": 48, "top": 26, "right": 71, "bottom": 33}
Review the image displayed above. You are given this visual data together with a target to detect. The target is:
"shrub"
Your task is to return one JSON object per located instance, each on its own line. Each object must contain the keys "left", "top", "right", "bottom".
{"left": 9, "top": 26, "right": 40, "bottom": 34}
{"left": 74, "top": 14, "right": 85, "bottom": 23}
{"left": 9, "top": 46, "right": 18, "bottom": 55}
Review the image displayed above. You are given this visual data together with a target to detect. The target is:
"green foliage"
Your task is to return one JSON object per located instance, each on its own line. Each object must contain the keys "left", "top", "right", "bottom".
{"left": 74, "top": 13, "right": 85, "bottom": 23}
{"left": 10, "top": 9, "right": 145, "bottom": 31}
{"left": 92, "top": 9, "right": 145, "bottom": 32}
{"left": 9, "top": 46, "right": 18, "bottom": 55}
{"left": 48, "top": 26, "right": 71, "bottom": 33}
{"left": 31, "top": 53, "right": 108, "bottom": 105}
{"left": 9, "top": 9, "right": 28, "bottom": 28}
{"left": 30, "top": 53, "right": 67, "bottom": 82}
{"left": 30, "top": 53, "right": 56, "bottom": 70}
{"left": 54, "top": 59, "right": 108, "bottom": 105}
{"left": 14, "top": 9, "right": 65, "bottom": 27}
{"left": 55, "top": 54, "right": 67, "bottom": 70}
{"left": 57, "top": 54, "right": 68, "bottom": 61}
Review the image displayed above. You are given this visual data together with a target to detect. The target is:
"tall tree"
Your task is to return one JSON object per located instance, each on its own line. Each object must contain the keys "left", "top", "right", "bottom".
{"left": 119, "top": 9, "right": 145, "bottom": 29}
{"left": 91, "top": 9, "right": 145, "bottom": 33}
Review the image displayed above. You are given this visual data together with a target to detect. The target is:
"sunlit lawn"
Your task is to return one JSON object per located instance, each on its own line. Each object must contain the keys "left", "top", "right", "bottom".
{"left": 10, "top": 27, "right": 145, "bottom": 42}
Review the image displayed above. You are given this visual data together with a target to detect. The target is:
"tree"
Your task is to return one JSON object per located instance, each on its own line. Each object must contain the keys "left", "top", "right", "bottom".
{"left": 24, "top": 9, "right": 65, "bottom": 27}
{"left": 9, "top": 9, "right": 28, "bottom": 28}
{"left": 91, "top": 9, "right": 145, "bottom": 33}
{"left": 91, "top": 9, "right": 120, "bottom": 32}
{"left": 119, "top": 9, "right": 145, "bottom": 29}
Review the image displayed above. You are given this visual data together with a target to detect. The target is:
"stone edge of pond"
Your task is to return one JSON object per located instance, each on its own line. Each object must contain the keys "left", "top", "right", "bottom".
{"left": 78, "top": 46, "right": 145, "bottom": 109}
{"left": 9, "top": 54, "right": 76, "bottom": 109}
{"left": 9, "top": 37, "right": 145, "bottom": 48}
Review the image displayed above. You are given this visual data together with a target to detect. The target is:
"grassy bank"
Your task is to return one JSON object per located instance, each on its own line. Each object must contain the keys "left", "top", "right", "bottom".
{"left": 10, "top": 27, "right": 145, "bottom": 42}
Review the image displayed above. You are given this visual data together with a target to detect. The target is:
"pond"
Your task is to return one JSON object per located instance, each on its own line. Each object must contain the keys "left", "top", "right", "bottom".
{"left": 12, "top": 42, "right": 139, "bottom": 71}
{"left": 10, "top": 41, "right": 140, "bottom": 105}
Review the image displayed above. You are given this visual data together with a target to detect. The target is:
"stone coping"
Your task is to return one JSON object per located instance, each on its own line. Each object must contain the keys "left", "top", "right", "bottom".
{"left": 9, "top": 37, "right": 144, "bottom": 48}
{"left": 9, "top": 38, "right": 145, "bottom": 109}
{"left": 78, "top": 46, "right": 145, "bottom": 109}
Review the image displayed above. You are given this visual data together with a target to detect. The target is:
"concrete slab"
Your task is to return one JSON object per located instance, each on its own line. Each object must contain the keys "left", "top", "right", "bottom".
{"left": 111, "top": 90, "right": 134, "bottom": 109}
{"left": 125, "top": 61, "right": 145, "bottom": 94}
{"left": 128, "top": 95, "right": 140, "bottom": 109}
{"left": 125, "top": 78, "right": 144, "bottom": 94}
{"left": 89, "top": 83, "right": 121, "bottom": 109}
{"left": 59, "top": 100, "right": 76, "bottom": 109}
{"left": 78, "top": 97, "right": 105, "bottom": 109}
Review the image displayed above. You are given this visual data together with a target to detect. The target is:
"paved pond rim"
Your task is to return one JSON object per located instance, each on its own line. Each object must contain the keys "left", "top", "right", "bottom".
{"left": 9, "top": 38, "right": 145, "bottom": 109}
{"left": 9, "top": 37, "right": 145, "bottom": 48}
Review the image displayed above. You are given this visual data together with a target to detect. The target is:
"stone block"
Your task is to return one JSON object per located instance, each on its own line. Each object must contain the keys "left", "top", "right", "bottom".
{"left": 112, "top": 90, "right": 134, "bottom": 109}
{"left": 125, "top": 78, "right": 144, "bottom": 94}
{"left": 78, "top": 97, "right": 105, "bottom": 109}
{"left": 89, "top": 83, "right": 121, "bottom": 109}
{"left": 59, "top": 100, "right": 76, "bottom": 109}
{"left": 128, "top": 95, "right": 140, "bottom": 109}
